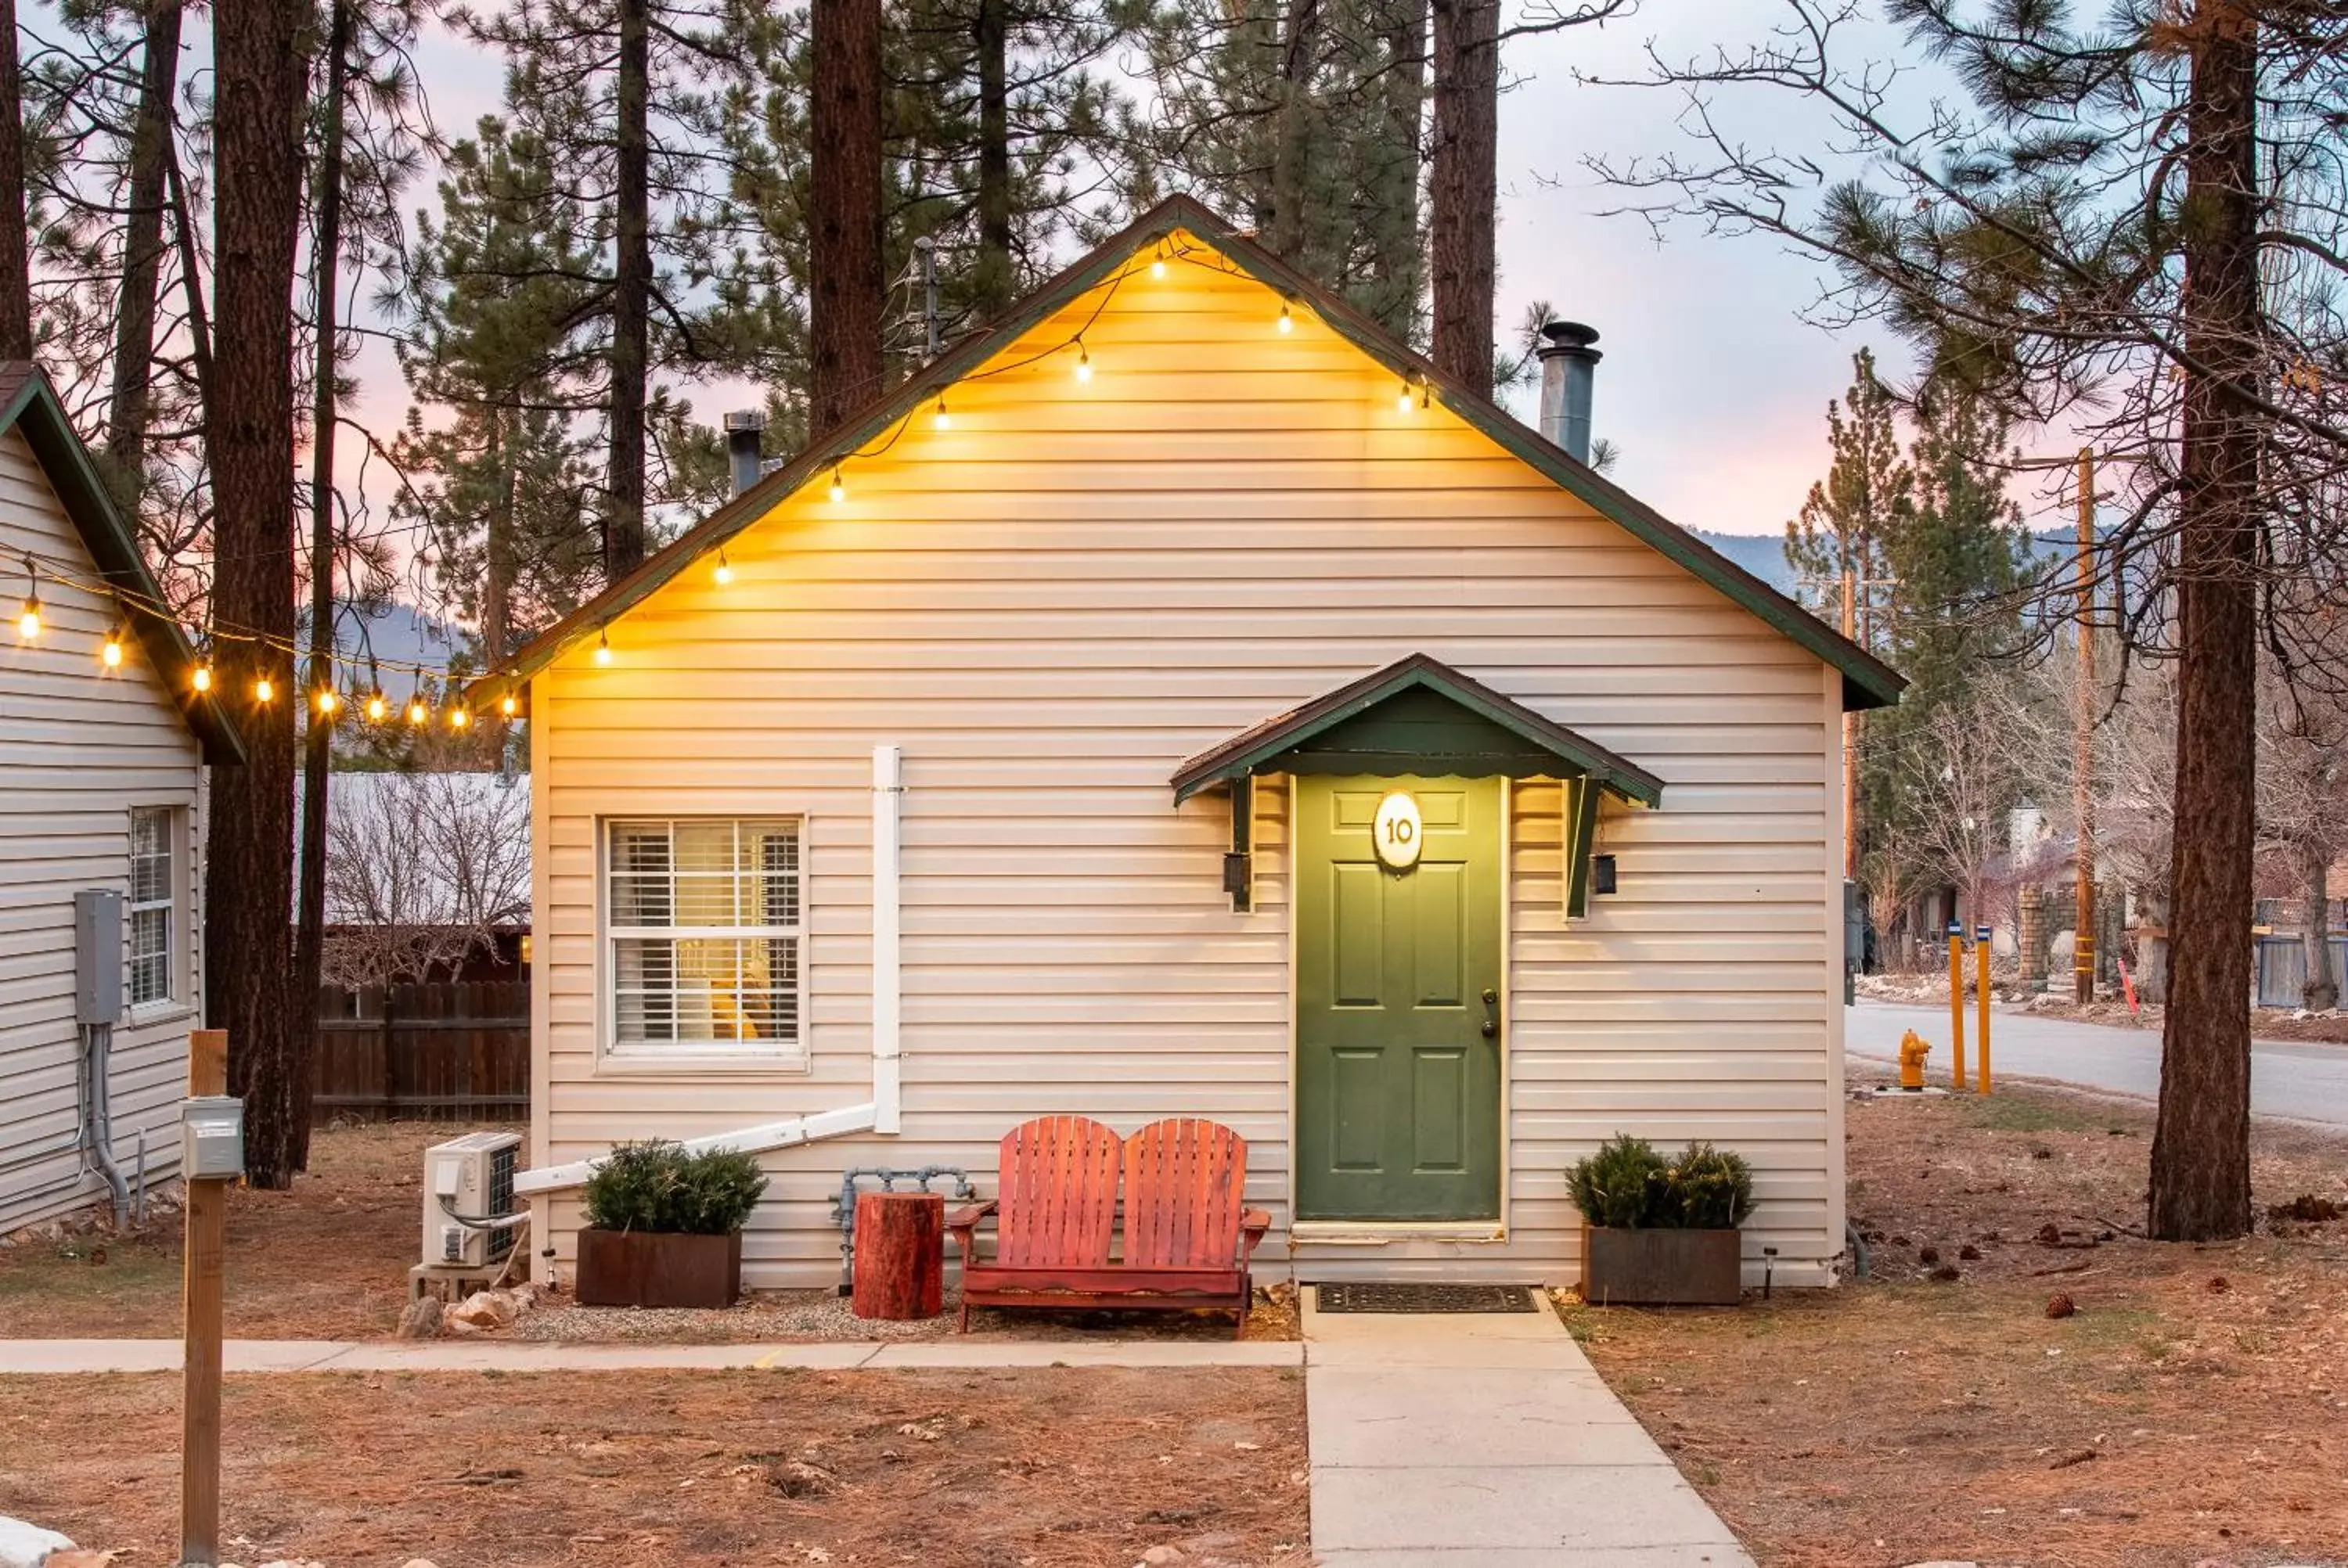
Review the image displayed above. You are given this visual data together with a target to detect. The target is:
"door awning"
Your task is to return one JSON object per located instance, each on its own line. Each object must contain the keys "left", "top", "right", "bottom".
{"left": 1169, "top": 653, "right": 1666, "bottom": 807}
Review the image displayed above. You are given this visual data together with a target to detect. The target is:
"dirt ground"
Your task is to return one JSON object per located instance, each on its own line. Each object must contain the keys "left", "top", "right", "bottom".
{"left": 1566, "top": 1075, "right": 2348, "bottom": 1568}
{"left": 0, "top": 1120, "right": 1299, "bottom": 1343}
{"left": 0, "top": 1367, "right": 1310, "bottom": 1566}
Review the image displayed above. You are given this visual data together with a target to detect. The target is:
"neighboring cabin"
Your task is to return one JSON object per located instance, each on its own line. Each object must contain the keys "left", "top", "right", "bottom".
{"left": 0, "top": 365, "right": 240, "bottom": 1235}
{"left": 481, "top": 199, "right": 1903, "bottom": 1292}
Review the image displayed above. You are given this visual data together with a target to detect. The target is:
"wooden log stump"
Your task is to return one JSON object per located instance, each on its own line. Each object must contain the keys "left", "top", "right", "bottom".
{"left": 852, "top": 1191, "right": 945, "bottom": 1319}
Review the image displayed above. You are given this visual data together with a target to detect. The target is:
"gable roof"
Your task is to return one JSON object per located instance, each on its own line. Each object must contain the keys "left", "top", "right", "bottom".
{"left": 0, "top": 365, "right": 243, "bottom": 764}
{"left": 474, "top": 195, "right": 1904, "bottom": 715}
{"left": 1172, "top": 653, "right": 1668, "bottom": 807}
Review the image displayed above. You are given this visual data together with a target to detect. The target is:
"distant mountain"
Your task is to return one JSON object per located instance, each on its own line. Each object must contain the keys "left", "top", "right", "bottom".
{"left": 1685, "top": 528, "right": 1798, "bottom": 593}
{"left": 317, "top": 601, "right": 467, "bottom": 686}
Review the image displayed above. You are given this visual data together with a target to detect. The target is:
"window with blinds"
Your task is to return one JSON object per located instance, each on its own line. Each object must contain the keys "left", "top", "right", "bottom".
{"left": 606, "top": 818, "right": 804, "bottom": 1057}
{"left": 128, "top": 807, "right": 177, "bottom": 1007}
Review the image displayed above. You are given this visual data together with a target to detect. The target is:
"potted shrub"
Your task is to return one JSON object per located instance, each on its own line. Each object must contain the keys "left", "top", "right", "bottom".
{"left": 576, "top": 1140, "right": 767, "bottom": 1309}
{"left": 1569, "top": 1135, "right": 1754, "bottom": 1306}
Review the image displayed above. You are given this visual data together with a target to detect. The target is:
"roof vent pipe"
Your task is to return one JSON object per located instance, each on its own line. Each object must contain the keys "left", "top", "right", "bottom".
{"left": 723, "top": 411, "right": 767, "bottom": 498}
{"left": 1536, "top": 321, "right": 1601, "bottom": 464}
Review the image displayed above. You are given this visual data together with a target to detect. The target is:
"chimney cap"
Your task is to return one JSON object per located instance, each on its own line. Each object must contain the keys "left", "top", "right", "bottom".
{"left": 1537, "top": 320, "right": 1602, "bottom": 360}
{"left": 723, "top": 409, "right": 767, "bottom": 433}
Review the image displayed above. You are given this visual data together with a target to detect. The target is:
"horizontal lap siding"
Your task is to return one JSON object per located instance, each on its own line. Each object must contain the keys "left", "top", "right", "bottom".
{"left": 0, "top": 432, "right": 205, "bottom": 1234}
{"left": 535, "top": 257, "right": 1838, "bottom": 1287}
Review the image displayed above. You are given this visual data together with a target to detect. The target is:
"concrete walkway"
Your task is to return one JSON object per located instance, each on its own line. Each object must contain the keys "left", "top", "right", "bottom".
{"left": 1302, "top": 1290, "right": 1752, "bottom": 1566}
{"left": 1848, "top": 999, "right": 2348, "bottom": 1128}
{"left": 0, "top": 1336, "right": 1302, "bottom": 1374}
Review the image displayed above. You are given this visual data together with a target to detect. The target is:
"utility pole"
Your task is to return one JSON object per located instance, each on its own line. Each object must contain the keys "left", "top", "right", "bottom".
{"left": 2074, "top": 447, "right": 2097, "bottom": 1005}
{"left": 1842, "top": 566, "right": 1860, "bottom": 882}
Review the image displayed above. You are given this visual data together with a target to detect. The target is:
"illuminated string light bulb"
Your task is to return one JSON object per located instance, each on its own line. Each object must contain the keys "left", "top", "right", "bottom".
{"left": 1277, "top": 300, "right": 1294, "bottom": 334}
{"left": 593, "top": 630, "right": 613, "bottom": 666}
{"left": 932, "top": 397, "right": 950, "bottom": 430}
{"left": 255, "top": 676, "right": 275, "bottom": 703}
{"left": 100, "top": 628, "right": 125, "bottom": 668}
{"left": 829, "top": 468, "right": 846, "bottom": 504}
{"left": 714, "top": 550, "right": 733, "bottom": 586}
{"left": 315, "top": 689, "right": 339, "bottom": 717}
{"left": 1073, "top": 343, "right": 1093, "bottom": 383}
{"left": 16, "top": 556, "right": 39, "bottom": 641}
{"left": 1149, "top": 243, "right": 1166, "bottom": 280}
{"left": 366, "top": 692, "right": 387, "bottom": 722}
{"left": 406, "top": 696, "right": 429, "bottom": 725}
{"left": 192, "top": 663, "right": 213, "bottom": 694}
{"left": 1396, "top": 377, "right": 1419, "bottom": 414}
{"left": 448, "top": 705, "right": 471, "bottom": 730}
{"left": 500, "top": 692, "right": 520, "bottom": 718}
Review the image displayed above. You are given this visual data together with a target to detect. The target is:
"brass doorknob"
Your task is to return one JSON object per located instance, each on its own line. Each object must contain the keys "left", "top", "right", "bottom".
{"left": 1481, "top": 988, "right": 1498, "bottom": 1005}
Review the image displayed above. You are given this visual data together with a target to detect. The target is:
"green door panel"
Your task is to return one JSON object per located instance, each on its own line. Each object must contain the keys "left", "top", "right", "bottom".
{"left": 1295, "top": 775, "right": 1504, "bottom": 1222}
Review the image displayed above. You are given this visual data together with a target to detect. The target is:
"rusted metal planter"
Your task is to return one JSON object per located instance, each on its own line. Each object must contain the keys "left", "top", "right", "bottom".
{"left": 576, "top": 1228, "right": 743, "bottom": 1309}
{"left": 1581, "top": 1225, "right": 1742, "bottom": 1306}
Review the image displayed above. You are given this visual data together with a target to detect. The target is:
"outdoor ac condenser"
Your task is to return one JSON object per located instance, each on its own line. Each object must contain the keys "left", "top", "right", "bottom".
{"left": 421, "top": 1131, "right": 523, "bottom": 1269}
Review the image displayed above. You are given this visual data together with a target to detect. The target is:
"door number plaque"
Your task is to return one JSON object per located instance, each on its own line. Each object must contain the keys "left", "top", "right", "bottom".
{"left": 1373, "top": 791, "right": 1423, "bottom": 871}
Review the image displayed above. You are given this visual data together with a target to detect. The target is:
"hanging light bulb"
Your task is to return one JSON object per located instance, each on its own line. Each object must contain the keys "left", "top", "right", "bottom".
{"left": 829, "top": 468, "right": 846, "bottom": 504}
{"left": 315, "top": 689, "right": 339, "bottom": 717}
{"left": 593, "top": 630, "right": 613, "bottom": 666}
{"left": 255, "top": 675, "right": 278, "bottom": 703}
{"left": 100, "top": 627, "right": 125, "bottom": 668}
{"left": 366, "top": 692, "right": 387, "bottom": 722}
{"left": 16, "top": 557, "right": 40, "bottom": 641}
{"left": 933, "top": 397, "right": 951, "bottom": 430}
{"left": 499, "top": 692, "right": 520, "bottom": 718}
{"left": 1073, "top": 343, "right": 1093, "bottom": 383}
{"left": 714, "top": 550, "right": 733, "bottom": 586}
{"left": 448, "top": 705, "right": 471, "bottom": 730}
{"left": 1396, "top": 377, "right": 1416, "bottom": 413}
{"left": 1277, "top": 300, "right": 1294, "bottom": 334}
{"left": 192, "top": 662, "right": 214, "bottom": 694}
{"left": 1150, "top": 243, "right": 1166, "bottom": 280}
{"left": 407, "top": 696, "right": 429, "bottom": 725}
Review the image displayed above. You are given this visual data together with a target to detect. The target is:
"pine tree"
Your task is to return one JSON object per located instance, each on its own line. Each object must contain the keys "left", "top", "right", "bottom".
{"left": 1783, "top": 347, "right": 1905, "bottom": 646}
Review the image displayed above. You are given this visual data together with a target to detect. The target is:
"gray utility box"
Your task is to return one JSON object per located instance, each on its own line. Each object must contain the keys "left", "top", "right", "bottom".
{"left": 181, "top": 1095, "right": 247, "bottom": 1181}
{"left": 74, "top": 888, "right": 124, "bottom": 1024}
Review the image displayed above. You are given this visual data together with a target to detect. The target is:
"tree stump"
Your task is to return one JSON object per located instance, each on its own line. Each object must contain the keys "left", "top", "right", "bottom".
{"left": 852, "top": 1191, "right": 945, "bottom": 1319}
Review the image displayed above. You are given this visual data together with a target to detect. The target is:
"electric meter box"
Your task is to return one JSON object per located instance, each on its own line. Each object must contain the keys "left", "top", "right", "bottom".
{"left": 181, "top": 1095, "right": 247, "bottom": 1180}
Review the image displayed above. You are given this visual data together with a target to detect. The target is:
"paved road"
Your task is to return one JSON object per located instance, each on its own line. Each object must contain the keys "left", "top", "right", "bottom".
{"left": 1847, "top": 1001, "right": 2348, "bottom": 1130}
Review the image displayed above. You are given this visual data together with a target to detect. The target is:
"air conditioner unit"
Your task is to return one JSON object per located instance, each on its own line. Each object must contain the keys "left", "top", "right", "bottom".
{"left": 421, "top": 1131, "right": 523, "bottom": 1269}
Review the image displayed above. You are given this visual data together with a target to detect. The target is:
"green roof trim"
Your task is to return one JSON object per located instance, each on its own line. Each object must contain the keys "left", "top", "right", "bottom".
{"left": 1170, "top": 653, "right": 1667, "bottom": 807}
{"left": 0, "top": 365, "right": 245, "bottom": 765}
{"left": 474, "top": 193, "right": 1904, "bottom": 716}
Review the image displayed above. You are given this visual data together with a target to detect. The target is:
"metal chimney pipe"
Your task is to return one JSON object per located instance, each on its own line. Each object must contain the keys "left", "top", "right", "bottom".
{"left": 1536, "top": 321, "right": 1602, "bottom": 463}
{"left": 724, "top": 411, "right": 767, "bottom": 498}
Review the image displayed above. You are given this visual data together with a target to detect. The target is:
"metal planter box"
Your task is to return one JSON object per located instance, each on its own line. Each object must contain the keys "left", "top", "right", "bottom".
{"left": 575, "top": 1228, "right": 743, "bottom": 1309}
{"left": 1582, "top": 1225, "right": 1743, "bottom": 1306}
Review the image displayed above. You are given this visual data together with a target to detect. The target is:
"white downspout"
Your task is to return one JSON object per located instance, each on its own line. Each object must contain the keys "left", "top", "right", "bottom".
{"left": 872, "top": 744, "right": 904, "bottom": 1134}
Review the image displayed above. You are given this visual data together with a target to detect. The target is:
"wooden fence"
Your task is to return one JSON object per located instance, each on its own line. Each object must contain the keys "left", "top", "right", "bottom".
{"left": 314, "top": 983, "right": 529, "bottom": 1119}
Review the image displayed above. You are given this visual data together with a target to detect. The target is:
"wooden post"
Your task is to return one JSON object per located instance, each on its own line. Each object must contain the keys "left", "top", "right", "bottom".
{"left": 851, "top": 1191, "right": 945, "bottom": 1320}
{"left": 181, "top": 1027, "right": 228, "bottom": 1566}
{"left": 1975, "top": 924, "right": 1993, "bottom": 1095}
{"left": 1946, "top": 923, "right": 1967, "bottom": 1091}
{"left": 2075, "top": 447, "right": 2098, "bottom": 1005}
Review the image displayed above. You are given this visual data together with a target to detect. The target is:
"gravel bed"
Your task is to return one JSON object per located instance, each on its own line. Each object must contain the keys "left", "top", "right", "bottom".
{"left": 507, "top": 1284, "right": 1303, "bottom": 1343}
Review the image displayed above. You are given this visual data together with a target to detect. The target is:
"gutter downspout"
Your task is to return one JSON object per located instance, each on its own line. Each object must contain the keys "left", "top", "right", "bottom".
{"left": 513, "top": 745, "right": 908, "bottom": 1197}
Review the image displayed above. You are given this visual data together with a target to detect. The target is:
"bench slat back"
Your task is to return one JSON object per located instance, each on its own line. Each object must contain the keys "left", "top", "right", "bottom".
{"left": 1123, "top": 1118, "right": 1248, "bottom": 1270}
{"left": 996, "top": 1115, "right": 1122, "bottom": 1268}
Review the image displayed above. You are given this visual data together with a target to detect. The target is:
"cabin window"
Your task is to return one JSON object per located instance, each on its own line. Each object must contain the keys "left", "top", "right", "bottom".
{"left": 605, "top": 818, "right": 804, "bottom": 1058}
{"left": 128, "top": 806, "right": 177, "bottom": 1007}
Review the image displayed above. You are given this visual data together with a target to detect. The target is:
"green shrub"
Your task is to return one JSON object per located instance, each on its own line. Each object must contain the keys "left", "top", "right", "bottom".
{"left": 1668, "top": 1142, "right": 1756, "bottom": 1229}
{"left": 1567, "top": 1135, "right": 1755, "bottom": 1230}
{"left": 582, "top": 1140, "right": 768, "bottom": 1235}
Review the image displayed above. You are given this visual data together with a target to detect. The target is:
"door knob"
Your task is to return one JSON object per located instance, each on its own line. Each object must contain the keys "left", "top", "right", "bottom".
{"left": 1481, "top": 1020, "right": 1498, "bottom": 1038}
{"left": 1481, "top": 987, "right": 1498, "bottom": 1005}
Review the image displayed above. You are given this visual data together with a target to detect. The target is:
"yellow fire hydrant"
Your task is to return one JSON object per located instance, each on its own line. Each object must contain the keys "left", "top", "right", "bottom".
{"left": 1897, "top": 1028, "right": 1932, "bottom": 1091}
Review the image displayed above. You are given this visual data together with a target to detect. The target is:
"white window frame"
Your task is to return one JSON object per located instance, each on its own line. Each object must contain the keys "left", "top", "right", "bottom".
{"left": 600, "top": 816, "right": 810, "bottom": 1070}
{"left": 127, "top": 805, "right": 179, "bottom": 1012}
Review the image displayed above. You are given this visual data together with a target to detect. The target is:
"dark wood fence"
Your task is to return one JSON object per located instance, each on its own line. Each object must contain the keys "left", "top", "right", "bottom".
{"left": 314, "top": 983, "right": 529, "bottom": 1119}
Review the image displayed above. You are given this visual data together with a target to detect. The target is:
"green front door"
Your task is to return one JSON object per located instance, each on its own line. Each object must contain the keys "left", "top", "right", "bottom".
{"left": 1295, "top": 775, "right": 1504, "bottom": 1222}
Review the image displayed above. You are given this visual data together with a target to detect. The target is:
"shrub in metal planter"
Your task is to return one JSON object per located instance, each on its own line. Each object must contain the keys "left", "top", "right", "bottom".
{"left": 577, "top": 1141, "right": 767, "bottom": 1308}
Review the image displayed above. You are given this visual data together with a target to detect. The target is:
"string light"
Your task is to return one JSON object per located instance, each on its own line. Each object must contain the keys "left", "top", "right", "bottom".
{"left": 448, "top": 705, "right": 471, "bottom": 730}
{"left": 315, "top": 689, "right": 339, "bottom": 717}
{"left": 16, "top": 556, "right": 40, "bottom": 641}
{"left": 366, "top": 692, "right": 387, "bottom": 722}
{"left": 1150, "top": 242, "right": 1166, "bottom": 280}
{"left": 1396, "top": 377, "right": 1421, "bottom": 414}
{"left": 932, "top": 397, "right": 950, "bottom": 430}
{"left": 254, "top": 676, "right": 275, "bottom": 703}
{"left": 1277, "top": 300, "right": 1294, "bottom": 334}
{"left": 714, "top": 550, "right": 733, "bottom": 586}
{"left": 192, "top": 662, "right": 213, "bottom": 694}
{"left": 1074, "top": 342, "right": 1093, "bottom": 383}
{"left": 829, "top": 468, "right": 846, "bottom": 504}
{"left": 100, "top": 627, "right": 124, "bottom": 668}
{"left": 593, "top": 630, "right": 613, "bottom": 666}
{"left": 406, "top": 697, "right": 429, "bottom": 725}
{"left": 499, "top": 692, "right": 520, "bottom": 718}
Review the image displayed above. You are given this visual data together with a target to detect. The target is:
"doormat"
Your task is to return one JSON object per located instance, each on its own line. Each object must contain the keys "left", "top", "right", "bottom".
{"left": 1315, "top": 1282, "right": 1539, "bottom": 1314}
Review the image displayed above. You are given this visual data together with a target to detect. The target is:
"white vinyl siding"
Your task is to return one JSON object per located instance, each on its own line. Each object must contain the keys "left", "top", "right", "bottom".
{"left": 606, "top": 818, "right": 805, "bottom": 1061}
{"left": 128, "top": 807, "right": 176, "bottom": 1006}
{"left": 1, "top": 429, "right": 207, "bottom": 1235}
{"left": 531, "top": 242, "right": 1842, "bottom": 1290}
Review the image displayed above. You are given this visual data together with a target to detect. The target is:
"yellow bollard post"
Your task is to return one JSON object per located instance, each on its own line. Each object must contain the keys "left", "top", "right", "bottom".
{"left": 1946, "top": 923, "right": 1967, "bottom": 1091}
{"left": 1975, "top": 924, "right": 1993, "bottom": 1095}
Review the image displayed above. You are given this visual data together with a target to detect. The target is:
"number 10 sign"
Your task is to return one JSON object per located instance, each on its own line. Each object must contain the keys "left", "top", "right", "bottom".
{"left": 1372, "top": 791, "right": 1423, "bottom": 871}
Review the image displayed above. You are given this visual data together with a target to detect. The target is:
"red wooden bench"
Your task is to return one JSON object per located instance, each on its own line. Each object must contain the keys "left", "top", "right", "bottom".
{"left": 946, "top": 1115, "right": 1273, "bottom": 1336}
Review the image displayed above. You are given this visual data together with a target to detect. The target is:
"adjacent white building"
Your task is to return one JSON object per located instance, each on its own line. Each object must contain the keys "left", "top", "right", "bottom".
{"left": 0, "top": 365, "right": 241, "bottom": 1234}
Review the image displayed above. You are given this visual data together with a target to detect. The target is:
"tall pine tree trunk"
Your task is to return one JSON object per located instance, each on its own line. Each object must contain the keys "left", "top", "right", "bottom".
{"left": 292, "top": 0, "right": 351, "bottom": 1175}
{"left": 607, "top": 0, "right": 650, "bottom": 577}
{"left": 1266, "top": 0, "right": 1322, "bottom": 261}
{"left": 1428, "top": 0, "right": 1494, "bottom": 393}
{"left": 484, "top": 408, "right": 517, "bottom": 757}
{"left": 809, "top": 0, "right": 884, "bottom": 433}
{"left": 1367, "top": 0, "right": 1427, "bottom": 340}
{"left": 2148, "top": 2, "right": 2260, "bottom": 1243}
{"left": 166, "top": 147, "right": 215, "bottom": 406}
{"left": 104, "top": 0, "right": 185, "bottom": 501}
{"left": 973, "top": 0, "right": 1014, "bottom": 319}
{"left": 0, "top": 0, "right": 31, "bottom": 359}
{"left": 2301, "top": 839, "right": 2336, "bottom": 1012}
{"left": 206, "top": 0, "right": 312, "bottom": 1189}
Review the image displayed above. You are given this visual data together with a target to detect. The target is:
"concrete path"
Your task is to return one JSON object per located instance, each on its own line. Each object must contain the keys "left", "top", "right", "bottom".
{"left": 0, "top": 1336, "right": 1302, "bottom": 1375}
{"left": 1302, "top": 1290, "right": 1752, "bottom": 1566}
{"left": 1848, "top": 1000, "right": 2348, "bottom": 1129}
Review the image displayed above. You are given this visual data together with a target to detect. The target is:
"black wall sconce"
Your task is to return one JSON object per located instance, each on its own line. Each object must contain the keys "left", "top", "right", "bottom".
{"left": 1591, "top": 854, "right": 1618, "bottom": 897}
